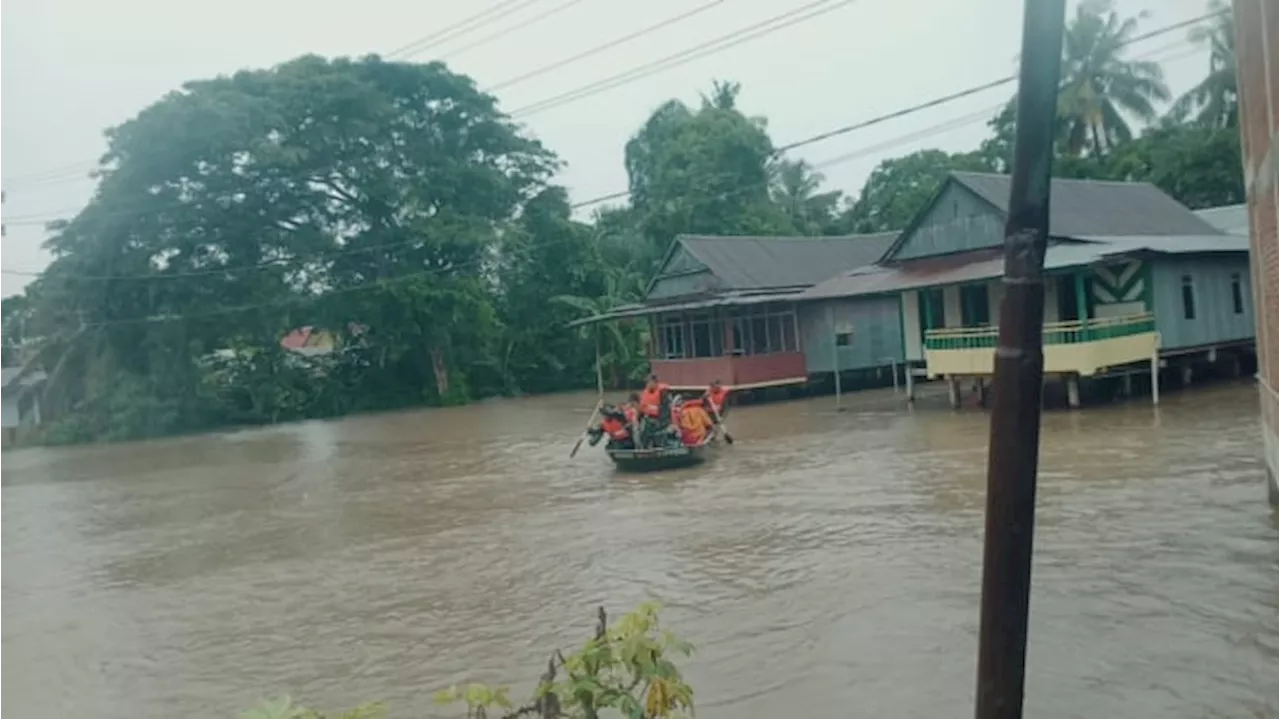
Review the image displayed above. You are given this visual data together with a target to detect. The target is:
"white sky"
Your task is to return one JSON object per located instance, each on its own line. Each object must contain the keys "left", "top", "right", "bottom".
{"left": 0, "top": 0, "right": 1214, "bottom": 297}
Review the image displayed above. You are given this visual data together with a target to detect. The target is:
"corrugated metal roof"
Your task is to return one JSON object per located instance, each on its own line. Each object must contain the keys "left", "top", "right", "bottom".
{"left": 802, "top": 234, "right": 1249, "bottom": 301}
{"left": 677, "top": 232, "right": 897, "bottom": 290}
{"left": 1194, "top": 204, "right": 1249, "bottom": 235}
{"left": 950, "top": 172, "right": 1225, "bottom": 237}
{"left": 567, "top": 290, "right": 801, "bottom": 327}
{"left": 2, "top": 367, "right": 48, "bottom": 390}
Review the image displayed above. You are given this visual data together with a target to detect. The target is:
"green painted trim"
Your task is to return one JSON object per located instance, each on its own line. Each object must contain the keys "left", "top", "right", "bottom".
{"left": 1141, "top": 261, "right": 1154, "bottom": 312}
{"left": 1074, "top": 270, "right": 1089, "bottom": 341}
{"left": 897, "top": 292, "right": 907, "bottom": 361}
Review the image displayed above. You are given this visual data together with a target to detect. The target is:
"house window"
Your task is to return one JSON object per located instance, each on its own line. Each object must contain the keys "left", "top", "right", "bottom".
{"left": 918, "top": 288, "right": 946, "bottom": 330}
{"left": 960, "top": 284, "right": 991, "bottom": 327}
{"left": 1230, "top": 273, "right": 1244, "bottom": 314}
{"left": 729, "top": 307, "right": 797, "bottom": 355}
{"left": 687, "top": 313, "right": 722, "bottom": 358}
{"left": 835, "top": 331, "right": 853, "bottom": 347}
{"left": 1181, "top": 274, "right": 1196, "bottom": 320}
{"left": 658, "top": 316, "right": 686, "bottom": 359}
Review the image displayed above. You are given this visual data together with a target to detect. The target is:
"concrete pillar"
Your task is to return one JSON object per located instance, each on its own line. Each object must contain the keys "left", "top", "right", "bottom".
{"left": 976, "top": 378, "right": 989, "bottom": 408}
{"left": 1066, "top": 374, "right": 1081, "bottom": 409}
{"left": 905, "top": 364, "right": 916, "bottom": 403}
{"left": 947, "top": 375, "right": 961, "bottom": 409}
{"left": 1181, "top": 364, "right": 1194, "bottom": 386}
{"left": 1150, "top": 353, "right": 1160, "bottom": 406}
{"left": 1122, "top": 371, "right": 1134, "bottom": 398}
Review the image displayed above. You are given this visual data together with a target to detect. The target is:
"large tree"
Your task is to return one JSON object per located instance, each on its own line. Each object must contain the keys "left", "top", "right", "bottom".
{"left": 624, "top": 82, "right": 793, "bottom": 252}
{"left": 29, "top": 55, "right": 559, "bottom": 438}
{"left": 1057, "top": 0, "right": 1171, "bottom": 156}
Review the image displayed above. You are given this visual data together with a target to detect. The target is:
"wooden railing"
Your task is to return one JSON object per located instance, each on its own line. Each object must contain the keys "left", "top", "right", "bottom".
{"left": 924, "top": 313, "right": 1157, "bottom": 351}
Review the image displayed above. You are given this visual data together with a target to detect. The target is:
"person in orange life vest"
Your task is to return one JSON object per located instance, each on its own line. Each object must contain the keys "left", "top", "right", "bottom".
{"left": 703, "top": 379, "right": 730, "bottom": 420}
{"left": 638, "top": 374, "right": 671, "bottom": 418}
{"left": 638, "top": 375, "right": 674, "bottom": 448}
{"left": 588, "top": 404, "right": 634, "bottom": 449}
{"left": 675, "top": 398, "right": 714, "bottom": 446}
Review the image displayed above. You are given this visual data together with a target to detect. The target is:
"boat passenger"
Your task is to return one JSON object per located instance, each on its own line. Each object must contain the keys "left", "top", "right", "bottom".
{"left": 598, "top": 405, "right": 635, "bottom": 450}
{"left": 676, "top": 399, "right": 715, "bottom": 446}
{"left": 703, "top": 379, "right": 730, "bottom": 420}
{"left": 638, "top": 375, "right": 674, "bottom": 448}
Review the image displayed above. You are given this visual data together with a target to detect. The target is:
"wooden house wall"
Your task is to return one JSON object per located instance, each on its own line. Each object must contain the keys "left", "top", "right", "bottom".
{"left": 1150, "top": 255, "right": 1256, "bottom": 350}
{"left": 797, "top": 296, "right": 904, "bottom": 373}
{"left": 890, "top": 183, "right": 1005, "bottom": 261}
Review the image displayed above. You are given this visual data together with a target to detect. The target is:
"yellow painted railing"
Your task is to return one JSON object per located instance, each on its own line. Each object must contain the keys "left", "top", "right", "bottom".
{"left": 924, "top": 313, "right": 1157, "bottom": 351}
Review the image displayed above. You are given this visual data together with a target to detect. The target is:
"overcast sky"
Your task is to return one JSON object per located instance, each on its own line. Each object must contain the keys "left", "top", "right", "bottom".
{"left": 1, "top": 0, "right": 1215, "bottom": 297}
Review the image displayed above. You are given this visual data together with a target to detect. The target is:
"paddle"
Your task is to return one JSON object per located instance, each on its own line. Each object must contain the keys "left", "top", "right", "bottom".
{"left": 569, "top": 400, "right": 604, "bottom": 459}
{"left": 708, "top": 403, "right": 735, "bottom": 445}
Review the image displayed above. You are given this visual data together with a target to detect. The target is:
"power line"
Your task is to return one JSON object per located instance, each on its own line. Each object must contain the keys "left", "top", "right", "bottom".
{"left": 567, "top": 11, "right": 1222, "bottom": 209}
{"left": 508, "top": 0, "right": 861, "bottom": 117}
{"left": 385, "top": 0, "right": 545, "bottom": 60}
{"left": 439, "top": 0, "right": 595, "bottom": 60}
{"left": 3, "top": 34, "right": 1202, "bottom": 289}
{"left": 483, "top": 0, "right": 726, "bottom": 93}
{"left": 2, "top": 11, "right": 1219, "bottom": 229}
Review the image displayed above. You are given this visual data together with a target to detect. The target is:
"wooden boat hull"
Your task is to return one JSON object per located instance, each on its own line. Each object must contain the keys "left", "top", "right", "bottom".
{"left": 607, "top": 440, "right": 714, "bottom": 472}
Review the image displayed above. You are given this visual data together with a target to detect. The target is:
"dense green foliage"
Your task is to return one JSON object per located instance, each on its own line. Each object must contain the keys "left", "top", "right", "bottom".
{"left": 242, "top": 604, "right": 694, "bottom": 719}
{"left": 5, "top": 1, "right": 1243, "bottom": 444}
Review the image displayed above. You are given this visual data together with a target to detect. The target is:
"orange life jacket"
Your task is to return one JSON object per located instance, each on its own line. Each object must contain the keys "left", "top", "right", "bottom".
{"left": 639, "top": 383, "right": 669, "bottom": 417}
{"left": 600, "top": 416, "right": 630, "bottom": 441}
{"left": 705, "top": 386, "right": 729, "bottom": 414}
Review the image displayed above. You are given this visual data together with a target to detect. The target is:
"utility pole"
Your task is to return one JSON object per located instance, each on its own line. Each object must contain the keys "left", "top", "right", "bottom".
{"left": 973, "top": 1, "right": 1065, "bottom": 718}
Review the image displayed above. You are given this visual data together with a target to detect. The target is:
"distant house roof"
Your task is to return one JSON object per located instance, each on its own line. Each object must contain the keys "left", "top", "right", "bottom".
{"left": 675, "top": 233, "right": 898, "bottom": 291}
{"left": 1, "top": 366, "right": 47, "bottom": 391}
{"left": 953, "top": 172, "right": 1220, "bottom": 237}
{"left": 1194, "top": 204, "right": 1249, "bottom": 235}
{"left": 804, "top": 234, "right": 1249, "bottom": 301}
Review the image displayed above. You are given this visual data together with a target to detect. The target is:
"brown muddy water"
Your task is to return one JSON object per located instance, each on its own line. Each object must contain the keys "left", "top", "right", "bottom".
{"left": 2, "top": 382, "right": 1276, "bottom": 718}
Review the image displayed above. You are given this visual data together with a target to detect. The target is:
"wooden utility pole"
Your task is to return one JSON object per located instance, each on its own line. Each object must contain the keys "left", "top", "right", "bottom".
{"left": 973, "top": 0, "right": 1066, "bottom": 718}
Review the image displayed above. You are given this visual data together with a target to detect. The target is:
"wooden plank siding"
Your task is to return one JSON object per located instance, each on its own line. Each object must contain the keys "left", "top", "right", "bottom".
{"left": 888, "top": 182, "right": 1006, "bottom": 261}
{"left": 1149, "top": 256, "right": 1256, "bottom": 351}
{"left": 797, "top": 296, "right": 904, "bottom": 374}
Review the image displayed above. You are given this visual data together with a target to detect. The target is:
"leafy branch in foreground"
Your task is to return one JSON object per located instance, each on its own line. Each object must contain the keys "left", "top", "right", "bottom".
{"left": 238, "top": 604, "right": 694, "bottom": 719}
{"left": 435, "top": 604, "right": 695, "bottom": 719}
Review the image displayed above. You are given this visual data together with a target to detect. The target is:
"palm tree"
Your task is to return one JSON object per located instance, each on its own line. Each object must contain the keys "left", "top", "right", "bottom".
{"left": 1057, "top": 0, "right": 1171, "bottom": 156}
{"left": 552, "top": 266, "right": 650, "bottom": 388}
{"left": 769, "top": 159, "right": 843, "bottom": 234}
{"left": 1168, "top": 0, "right": 1237, "bottom": 128}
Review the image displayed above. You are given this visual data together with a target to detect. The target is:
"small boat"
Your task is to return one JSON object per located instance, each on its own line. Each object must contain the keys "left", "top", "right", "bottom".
{"left": 607, "top": 436, "right": 718, "bottom": 473}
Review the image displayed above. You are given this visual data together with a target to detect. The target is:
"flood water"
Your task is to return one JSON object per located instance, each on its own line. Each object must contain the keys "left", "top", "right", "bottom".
{"left": 3, "top": 381, "right": 1276, "bottom": 718}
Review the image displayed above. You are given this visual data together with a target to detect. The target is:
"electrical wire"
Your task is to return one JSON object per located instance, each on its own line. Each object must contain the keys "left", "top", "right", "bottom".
{"left": 3, "top": 23, "right": 1211, "bottom": 231}
{"left": 384, "top": 0, "right": 547, "bottom": 60}
{"left": 507, "top": 0, "right": 862, "bottom": 117}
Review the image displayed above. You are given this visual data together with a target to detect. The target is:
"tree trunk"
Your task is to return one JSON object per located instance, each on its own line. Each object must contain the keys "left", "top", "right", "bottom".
{"left": 1089, "top": 121, "right": 1106, "bottom": 160}
{"left": 429, "top": 347, "right": 449, "bottom": 399}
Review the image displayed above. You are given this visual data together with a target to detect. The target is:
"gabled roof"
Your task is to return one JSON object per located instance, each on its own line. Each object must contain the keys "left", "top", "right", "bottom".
{"left": 1194, "top": 204, "right": 1249, "bottom": 235}
{"left": 672, "top": 233, "right": 897, "bottom": 292}
{"left": 949, "top": 172, "right": 1223, "bottom": 237}
{"left": 804, "top": 233, "right": 1249, "bottom": 301}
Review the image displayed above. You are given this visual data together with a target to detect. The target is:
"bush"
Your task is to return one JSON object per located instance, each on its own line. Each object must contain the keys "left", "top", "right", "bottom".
{"left": 242, "top": 604, "right": 695, "bottom": 719}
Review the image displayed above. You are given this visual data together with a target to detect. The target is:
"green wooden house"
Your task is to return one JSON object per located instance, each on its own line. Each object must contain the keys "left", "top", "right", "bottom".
{"left": 801, "top": 172, "right": 1254, "bottom": 406}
